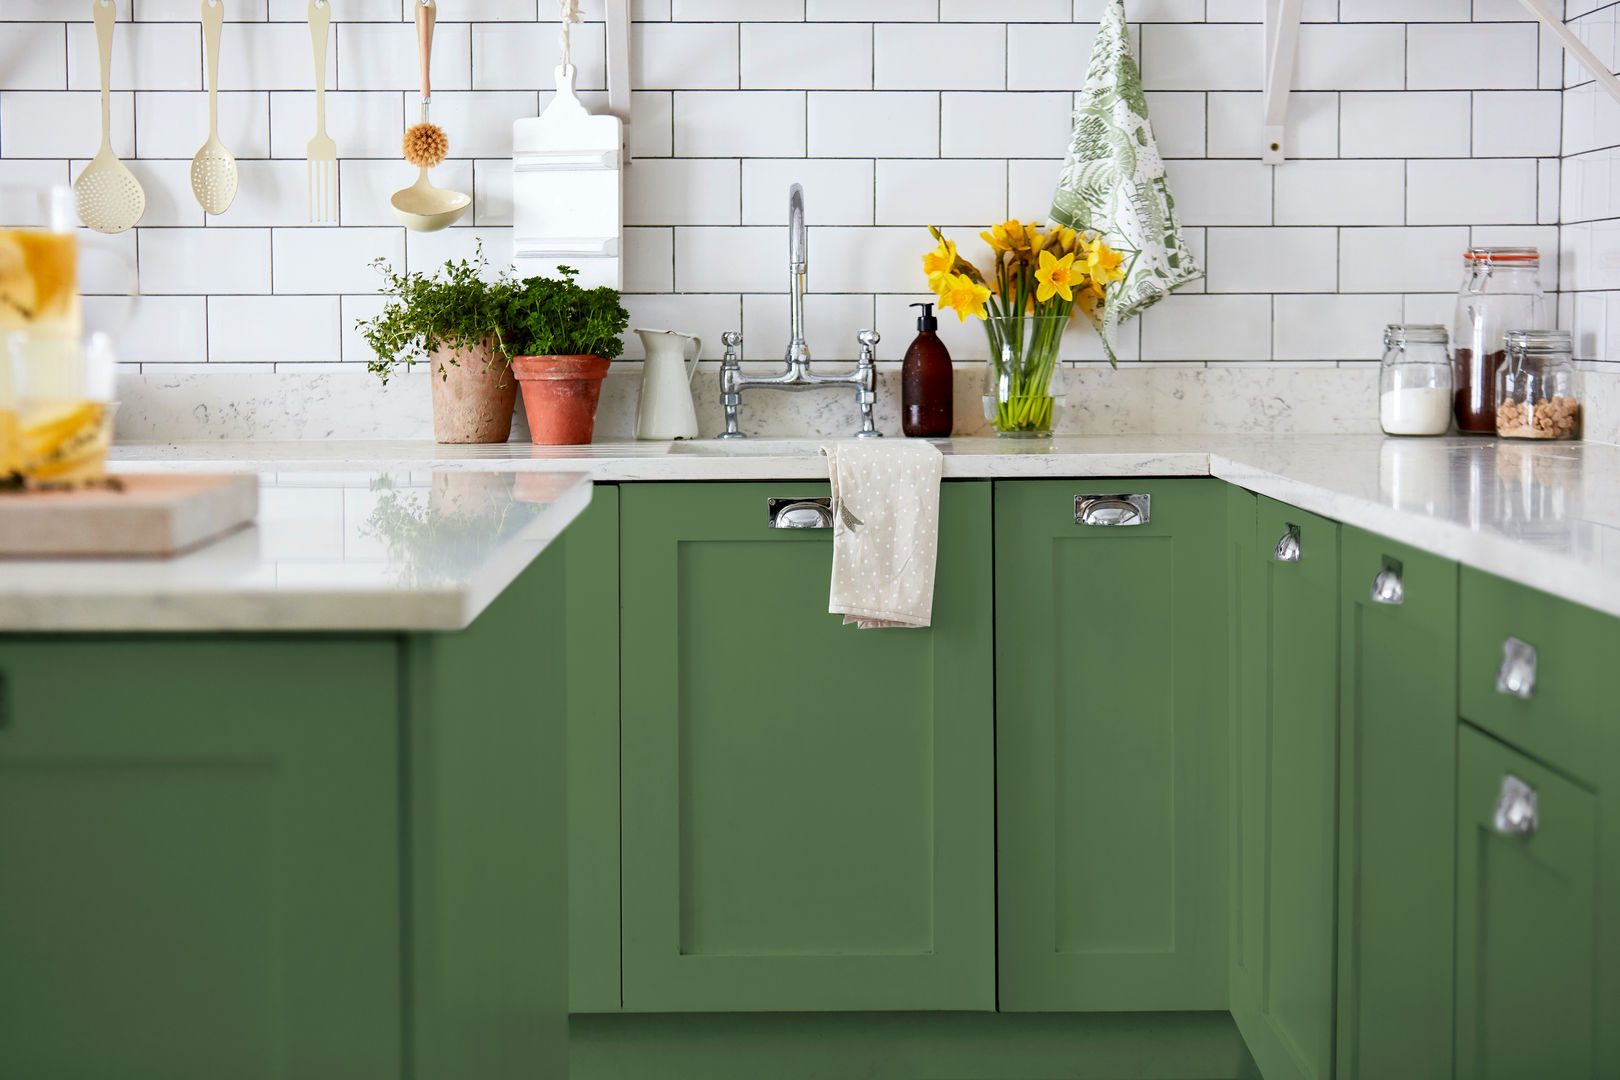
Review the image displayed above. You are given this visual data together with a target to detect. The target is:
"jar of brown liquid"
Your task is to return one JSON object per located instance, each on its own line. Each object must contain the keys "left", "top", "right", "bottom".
{"left": 1452, "top": 247, "right": 1547, "bottom": 434}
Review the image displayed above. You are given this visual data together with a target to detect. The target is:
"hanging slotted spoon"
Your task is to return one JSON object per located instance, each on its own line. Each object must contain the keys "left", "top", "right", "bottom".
{"left": 191, "top": 0, "right": 237, "bottom": 215}
{"left": 73, "top": 0, "right": 145, "bottom": 234}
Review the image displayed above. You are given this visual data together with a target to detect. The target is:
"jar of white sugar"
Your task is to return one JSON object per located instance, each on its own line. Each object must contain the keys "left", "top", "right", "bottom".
{"left": 1380, "top": 324, "right": 1453, "bottom": 437}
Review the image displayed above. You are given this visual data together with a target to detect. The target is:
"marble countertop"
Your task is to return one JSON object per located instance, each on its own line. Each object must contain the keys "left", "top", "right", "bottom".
{"left": 3, "top": 434, "right": 1617, "bottom": 631}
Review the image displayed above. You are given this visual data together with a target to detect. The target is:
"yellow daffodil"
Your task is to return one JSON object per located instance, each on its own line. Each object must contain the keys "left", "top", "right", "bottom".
{"left": 935, "top": 272, "right": 991, "bottom": 322}
{"left": 982, "top": 219, "right": 1042, "bottom": 258}
{"left": 1034, "top": 249, "right": 1079, "bottom": 304}
{"left": 922, "top": 238, "right": 957, "bottom": 288}
{"left": 1084, "top": 241, "right": 1126, "bottom": 282}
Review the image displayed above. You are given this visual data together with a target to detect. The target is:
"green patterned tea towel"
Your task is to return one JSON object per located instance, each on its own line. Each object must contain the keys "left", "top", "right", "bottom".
{"left": 1051, "top": 0, "right": 1202, "bottom": 363}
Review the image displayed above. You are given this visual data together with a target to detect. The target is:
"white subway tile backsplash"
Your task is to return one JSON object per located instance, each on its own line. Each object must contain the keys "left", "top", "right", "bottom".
{"left": 1295, "top": 25, "right": 1407, "bottom": 91}
{"left": 811, "top": 0, "right": 932, "bottom": 17}
{"left": 1140, "top": 26, "right": 1264, "bottom": 92}
{"left": 1007, "top": 159, "right": 1062, "bottom": 219}
{"left": 674, "top": 227, "right": 780, "bottom": 292}
{"left": 675, "top": 0, "right": 803, "bottom": 18}
{"left": 473, "top": 23, "right": 606, "bottom": 92}
{"left": 675, "top": 91, "right": 805, "bottom": 157}
{"left": 633, "top": 23, "right": 739, "bottom": 90}
{"left": 1163, "top": 160, "right": 1272, "bottom": 226}
{"left": 209, "top": 296, "right": 343, "bottom": 364}
{"left": 876, "top": 160, "right": 1007, "bottom": 226}
{"left": 337, "top": 159, "right": 473, "bottom": 227}
{"left": 808, "top": 226, "right": 938, "bottom": 294}
{"left": 337, "top": 24, "right": 469, "bottom": 93}
{"left": 743, "top": 292, "right": 875, "bottom": 364}
{"left": 1473, "top": 91, "right": 1563, "bottom": 158}
{"left": 1205, "top": 228, "right": 1338, "bottom": 293}
{"left": 1275, "top": 160, "right": 1405, "bottom": 226}
{"left": 413, "top": 91, "right": 537, "bottom": 158}
{"left": 941, "top": 92, "right": 1072, "bottom": 158}
{"left": 137, "top": 92, "right": 271, "bottom": 161}
{"left": 268, "top": 92, "right": 404, "bottom": 159}
{"left": 0, "top": 23, "right": 66, "bottom": 90}
{"left": 1140, "top": 294, "right": 1272, "bottom": 362}
{"left": 122, "top": 160, "right": 204, "bottom": 227}
{"left": 141, "top": 228, "right": 273, "bottom": 294}
{"left": 811, "top": 92, "right": 938, "bottom": 158}
{"left": 625, "top": 158, "right": 741, "bottom": 225}
{"left": 1341, "top": 227, "right": 1472, "bottom": 293}
{"left": 743, "top": 24, "right": 871, "bottom": 90}
{"left": 1408, "top": 159, "right": 1540, "bottom": 224}
{"left": 1273, "top": 294, "right": 1403, "bottom": 361}
{"left": 1408, "top": 23, "right": 1540, "bottom": 90}
{"left": 878, "top": 24, "right": 1006, "bottom": 92}
{"left": 91, "top": 295, "right": 206, "bottom": 365}
{"left": 1340, "top": 92, "right": 1473, "bottom": 159}
{"left": 68, "top": 22, "right": 199, "bottom": 93}
{"left": 404, "top": 227, "right": 514, "bottom": 275}
{"left": 226, "top": 159, "right": 329, "bottom": 227}
{"left": 619, "top": 293, "right": 742, "bottom": 359}
{"left": 2, "top": 92, "right": 136, "bottom": 159}
{"left": 1007, "top": 25, "right": 1096, "bottom": 91}
{"left": 946, "top": 0, "right": 1068, "bottom": 19}
{"left": 224, "top": 23, "right": 339, "bottom": 93}
{"left": 1207, "top": 91, "right": 1338, "bottom": 159}
{"left": 623, "top": 227, "right": 675, "bottom": 293}
{"left": 274, "top": 227, "right": 402, "bottom": 294}
{"left": 743, "top": 158, "right": 873, "bottom": 225}
{"left": 1144, "top": 93, "right": 1206, "bottom": 159}
{"left": 473, "top": 159, "right": 513, "bottom": 226}
{"left": 1343, "top": 0, "right": 1471, "bottom": 19}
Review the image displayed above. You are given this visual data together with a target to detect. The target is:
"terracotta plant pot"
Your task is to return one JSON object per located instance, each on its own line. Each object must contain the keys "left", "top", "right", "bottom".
{"left": 426, "top": 341, "right": 517, "bottom": 444}
{"left": 512, "top": 354, "right": 612, "bottom": 445}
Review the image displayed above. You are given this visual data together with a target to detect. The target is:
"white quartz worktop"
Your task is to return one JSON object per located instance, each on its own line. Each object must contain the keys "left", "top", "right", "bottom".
{"left": 2, "top": 435, "right": 1617, "bottom": 631}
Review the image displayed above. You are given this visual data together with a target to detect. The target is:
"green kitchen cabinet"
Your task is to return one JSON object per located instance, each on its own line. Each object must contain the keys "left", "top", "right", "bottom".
{"left": 1335, "top": 527, "right": 1458, "bottom": 1080}
{"left": 617, "top": 481, "right": 996, "bottom": 1013}
{"left": 1455, "top": 723, "right": 1599, "bottom": 1078}
{"left": 0, "top": 638, "right": 403, "bottom": 1080}
{"left": 996, "top": 479, "right": 1228, "bottom": 1012}
{"left": 1230, "top": 498, "right": 1339, "bottom": 1080}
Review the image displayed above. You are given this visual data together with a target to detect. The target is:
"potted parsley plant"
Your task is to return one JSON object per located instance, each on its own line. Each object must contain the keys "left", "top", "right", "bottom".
{"left": 505, "top": 266, "right": 630, "bottom": 445}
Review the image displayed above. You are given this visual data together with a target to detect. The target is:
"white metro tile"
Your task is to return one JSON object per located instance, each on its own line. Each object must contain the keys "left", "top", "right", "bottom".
{"left": 337, "top": 23, "right": 470, "bottom": 93}
{"left": 1340, "top": 0, "right": 1470, "bottom": 18}
{"left": 1273, "top": 294, "right": 1403, "bottom": 361}
{"left": 743, "top": 293, "right": 876, "bottom": 365}
{"left": 623, "top": 227, "right": 675, "bottom": 293}
{"left": 209, "top": 296, "right": 343, "bottom": 364}
{"left": 1339, "top": 92, "right": 1472, "bottom": 159}
{"left": 742, "top": 159, "right": 873, "bottom": 225}
{"left": 1, "top": 93, "right": 135, "bottom": 159}
{"left": 86, "top": 295, "right": 207, "bottom": 364}
{"left": 628, "top": 91, "right": 674, "bottom": 158}
{"left": 742, "top": 23, "right": 872, "bottom": 90}
{"left": 812, "top": 0, "right": 932, "bottom": 16}
{"left": 1407, "top": 159, "right": 1540, "bottom": 225}
{"left": 1140, "top": 294, "right": 1272, "bottom": 362}
{"left": 812, "top": 226, "right": 956, "bottom": 294}
{"left": 0, "top": 162, "right": 72, "bottom": 222}
{"left": 269, "top": 92, "right": 405, "bottom": 159}
{"left": 1008, "top": 25, "right": 1096, "bottom": 91}
{"left": 273, "top": 227, "right": 405, "bottom": 294}
{"left": 1340, "top": 227, "right": 1471, "bottom": 293}
{"left": 122, "top": 160, "right": 204, "bottom": 227}
{"left": 940, "top": 93, "right": 1072, "bottom": 159}
{"left": 876, "top": 160, "right": 1007, "bottom": 226}
{"left": 339, "top": 159, "right": 472, "bottom": 227}
{"left": 625, "top": 158, "right": 740, "bottom": 226}
{"left": 405, "top": 227, "right": 513, "bottom": 275}
{"left": 473, "top": 159, "right": 513, "bottom": 226}
{"left": 0, "top": 23, "right": 66, "bottom": 89}
{"left": 1408, "top": 23, "right": 1539, "bottom": 90}
{"left": 1274, "top": 160, "right": 1405, "bottom": 226}
{"left": 1403, "top": 292, "right": 1457, "bottom": 328}
{"left": 223, "top": 23, "right": 340, "bottom": 92}
{"left": 1295, "top": 25, "right": 1406, "bottom": 91}
{"left": 1143, "top": 93, "right": 1206, "bottom": 159}
{"left": 1205, "top": 228, "right": 1338, "bottom": 293}
{"left": 1207, "top": 91, "right": 1338, "bottom": 158}
{"left": 618, "top": 294, "right": 742, "bottom": 359}
{"left": 147, "top": 0, "right": 271, "bottom": 15}
{"left": 946, "top": 0, "right": 1066, "bottom": 17}
{"left": 1206, "top": 0, "right": 1335, "bottom": 16}
{"left": 1008, "top": 160, "right": 1062, "bottom": 221}
{"left": 633, "top": 23, "right": 739, "bottom": 90}
{"left": 217, "top": 159, "right": 320, "bottom": 227}
{"left": 74, "top": 230, "right": 138, "bottom": 296}
{"left": 1473, "top": 91, "right": 1564, "bottom": 157}
{"left": 136, "top": 92, "right": 271, "bottom": 161}
{"left": 473, "top": 23, "right": 606, "bottom": 92}
{"left": 675, "top": 92, "right": 806, "bottom": 157}
{"left": 673, "top": 0, "right": 803, "bottom": 17}
{"left": 68, "top": 22, "right": 199, "bottom": 92}
{"left": 878, "top": 24, "right": 1006, "bottom": 91}
{"left": 673, "top": 227, "right": 780, "bottom": 292}
{"left": 1162, "top": 161, "right": 1271, "bottom": 226}
{"left": 1539, "top": 158, "right": 1560, "bottom": 225}
{"left": 414, "top": 92, "right": 538, "bottom": 158}
{"left": 1139, "top": 26, "right": 1264, "bottom": 92}
{"left": 810, "top": 93, "right": 939, "bottom": 158}
{"left": 341, "top": 294, "right": 390, "bottom": 365}
{"left": 139, "top": 228, "right": 272, "bottom": 294}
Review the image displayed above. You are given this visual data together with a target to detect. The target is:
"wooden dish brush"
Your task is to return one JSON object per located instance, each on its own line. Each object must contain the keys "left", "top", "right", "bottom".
{"left": 390, "top": 0, "right": 468, "bottom": 230}
{"left": 402, "top": 0, "right": 446, "bottom": 168}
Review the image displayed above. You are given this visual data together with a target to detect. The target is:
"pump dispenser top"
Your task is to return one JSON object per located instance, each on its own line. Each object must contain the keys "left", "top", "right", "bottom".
{"left": 911, "top": 302, "right": 939, "bottom": 332}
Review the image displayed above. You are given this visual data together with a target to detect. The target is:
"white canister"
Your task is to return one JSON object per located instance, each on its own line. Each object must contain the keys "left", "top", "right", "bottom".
{"left": 1379, "top": 324, "right": 1453, "bottom": 437}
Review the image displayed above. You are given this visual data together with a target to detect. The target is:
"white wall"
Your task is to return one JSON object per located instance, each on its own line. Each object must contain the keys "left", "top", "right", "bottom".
{"left": 1562, "top": 0, "right": 1620, "bottom": 362}
{"left": 0, "top": 0, "right": 1580, "bottom": 376}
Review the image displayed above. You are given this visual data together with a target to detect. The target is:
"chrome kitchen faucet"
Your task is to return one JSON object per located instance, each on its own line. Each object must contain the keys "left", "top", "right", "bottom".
{"left": 716, "top": 184, "right": 882, "bottom": 439}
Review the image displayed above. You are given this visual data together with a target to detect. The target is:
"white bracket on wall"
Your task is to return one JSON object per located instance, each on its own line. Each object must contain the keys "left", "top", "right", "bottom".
{"left": 1262, "top": 0, "right": 1302, "bottom": 165}
{"left": 1517, "top": 0, "right": 1620, "bottom": 109}
{"left": 605, "top": 0, "right": 632, "bottom": 161}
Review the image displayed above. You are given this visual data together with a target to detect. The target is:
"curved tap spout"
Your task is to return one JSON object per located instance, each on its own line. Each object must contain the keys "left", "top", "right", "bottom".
{"left": 787, "top": 184, "right": 808, "bottom": 366}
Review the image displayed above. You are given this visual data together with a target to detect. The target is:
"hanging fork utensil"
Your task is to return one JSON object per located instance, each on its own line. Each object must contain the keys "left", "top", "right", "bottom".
{"left": 305, "top": 0, "right": 337, "bottom": 222}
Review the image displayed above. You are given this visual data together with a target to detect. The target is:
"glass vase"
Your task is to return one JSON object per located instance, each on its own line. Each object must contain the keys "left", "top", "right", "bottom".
{"left": 982, "top": 314, "right": 1065, "bottom": 437}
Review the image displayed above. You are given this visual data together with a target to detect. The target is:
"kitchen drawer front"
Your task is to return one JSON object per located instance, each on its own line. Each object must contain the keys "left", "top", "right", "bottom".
{"left": 1458, "top": 567, "right": 1620, "bottom": 787}
{"left": 619, "top": 481, "right": 995, "bottom": 1013}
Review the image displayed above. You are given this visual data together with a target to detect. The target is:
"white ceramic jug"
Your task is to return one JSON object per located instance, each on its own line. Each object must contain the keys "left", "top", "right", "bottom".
{"left": 633, "top": 328, "right": 702, "bottom": 440}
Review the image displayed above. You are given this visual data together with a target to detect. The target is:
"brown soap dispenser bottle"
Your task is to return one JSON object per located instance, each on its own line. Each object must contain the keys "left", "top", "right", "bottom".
{"left": 901, "top": 302, "right": 953, "bottom": 438}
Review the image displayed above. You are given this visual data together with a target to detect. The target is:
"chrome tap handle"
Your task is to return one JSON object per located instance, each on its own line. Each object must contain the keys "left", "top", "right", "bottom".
{"left": 717, "top": 330, "right": 746, "bottom": 439}
{"left": 852, "top": 329, "right": 882, "bottom": 439}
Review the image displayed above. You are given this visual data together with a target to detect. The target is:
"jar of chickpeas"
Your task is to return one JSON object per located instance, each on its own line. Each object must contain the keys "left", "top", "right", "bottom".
{"left": 1495, "top": 330, "right": 1580, "bottom": 440}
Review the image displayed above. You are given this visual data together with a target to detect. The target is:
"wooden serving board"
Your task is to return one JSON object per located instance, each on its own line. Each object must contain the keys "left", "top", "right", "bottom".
{"left": 0, "top": 473, "right": 258, "bottom": 557}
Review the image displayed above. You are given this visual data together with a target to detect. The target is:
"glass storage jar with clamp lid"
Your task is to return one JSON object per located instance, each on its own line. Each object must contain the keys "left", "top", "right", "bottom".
{"left": 1452, "top": 246, "right": 1548, "bottom": 434}
{"left": 1495, "top": 329, "right": 1579, "bottom": 440}
{"left": 1379, "top": 324, "right": 1453, "bottom": 436}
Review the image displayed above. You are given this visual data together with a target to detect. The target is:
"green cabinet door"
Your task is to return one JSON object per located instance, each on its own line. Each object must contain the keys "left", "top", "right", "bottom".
{"left": 1230, "top": 498, "right": 1339, "bottom": 1080}
{"left": 0, "top": 637, "right": 402, "bottom": 1080}
{"left": 1336, "top": 527, "right": 1458, "bottom": 1080}
{"left": 1456, "top": 724, "right": 1599, "bottom": 1078}
{"left": 619, "top": 481, "right": 995, "bottom": 1012}
{"left": 996, "top": 479, "right": 1228, "bottom": 1012}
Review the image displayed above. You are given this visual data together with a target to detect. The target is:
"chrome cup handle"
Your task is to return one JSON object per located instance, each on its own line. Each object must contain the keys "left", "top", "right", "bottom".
{"left": 1273, "top": 524, "right": 1301, "bottom": 562}
{"left": 1493, "top": 774, "right": 1538, "bottom": 835}
{"left": 1371, "top": 567, "right": 1404, "bottom": 605}
{"left": 1495, "top": 637, "right": 1537, "bottom": 700}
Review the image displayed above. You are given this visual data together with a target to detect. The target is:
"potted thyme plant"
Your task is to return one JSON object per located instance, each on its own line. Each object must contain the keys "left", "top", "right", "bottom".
{"left": 358, "top": 243, "right": 517, "bottom": 444}
{"left": 505, "top": 266, "right": 629, "bottom": 445}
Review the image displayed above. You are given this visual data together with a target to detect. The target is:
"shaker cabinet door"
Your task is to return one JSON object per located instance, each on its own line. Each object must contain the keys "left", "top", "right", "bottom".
{"left": 995, "top": 479, "right": 1228, "bottom": 1012}
{"left": 1456, "top": 724, "right": 1599, "bottom": 1079}
{"left": 1230, "top": 498, "right": 1339, "bottom": 1080}
{"left": 1335, "top": 527, "right": 1458, "bottom": 1080}
{"left": 0, "top": 638, "right": 403, "bottom": 1080}
{"left": 618, "top": 481, "right": 995, "bottom": 1013}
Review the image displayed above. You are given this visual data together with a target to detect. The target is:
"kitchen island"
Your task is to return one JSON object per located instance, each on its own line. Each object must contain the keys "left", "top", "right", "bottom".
{"left": 3, "top": 435, "right": 1617, "bottom": 1080}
